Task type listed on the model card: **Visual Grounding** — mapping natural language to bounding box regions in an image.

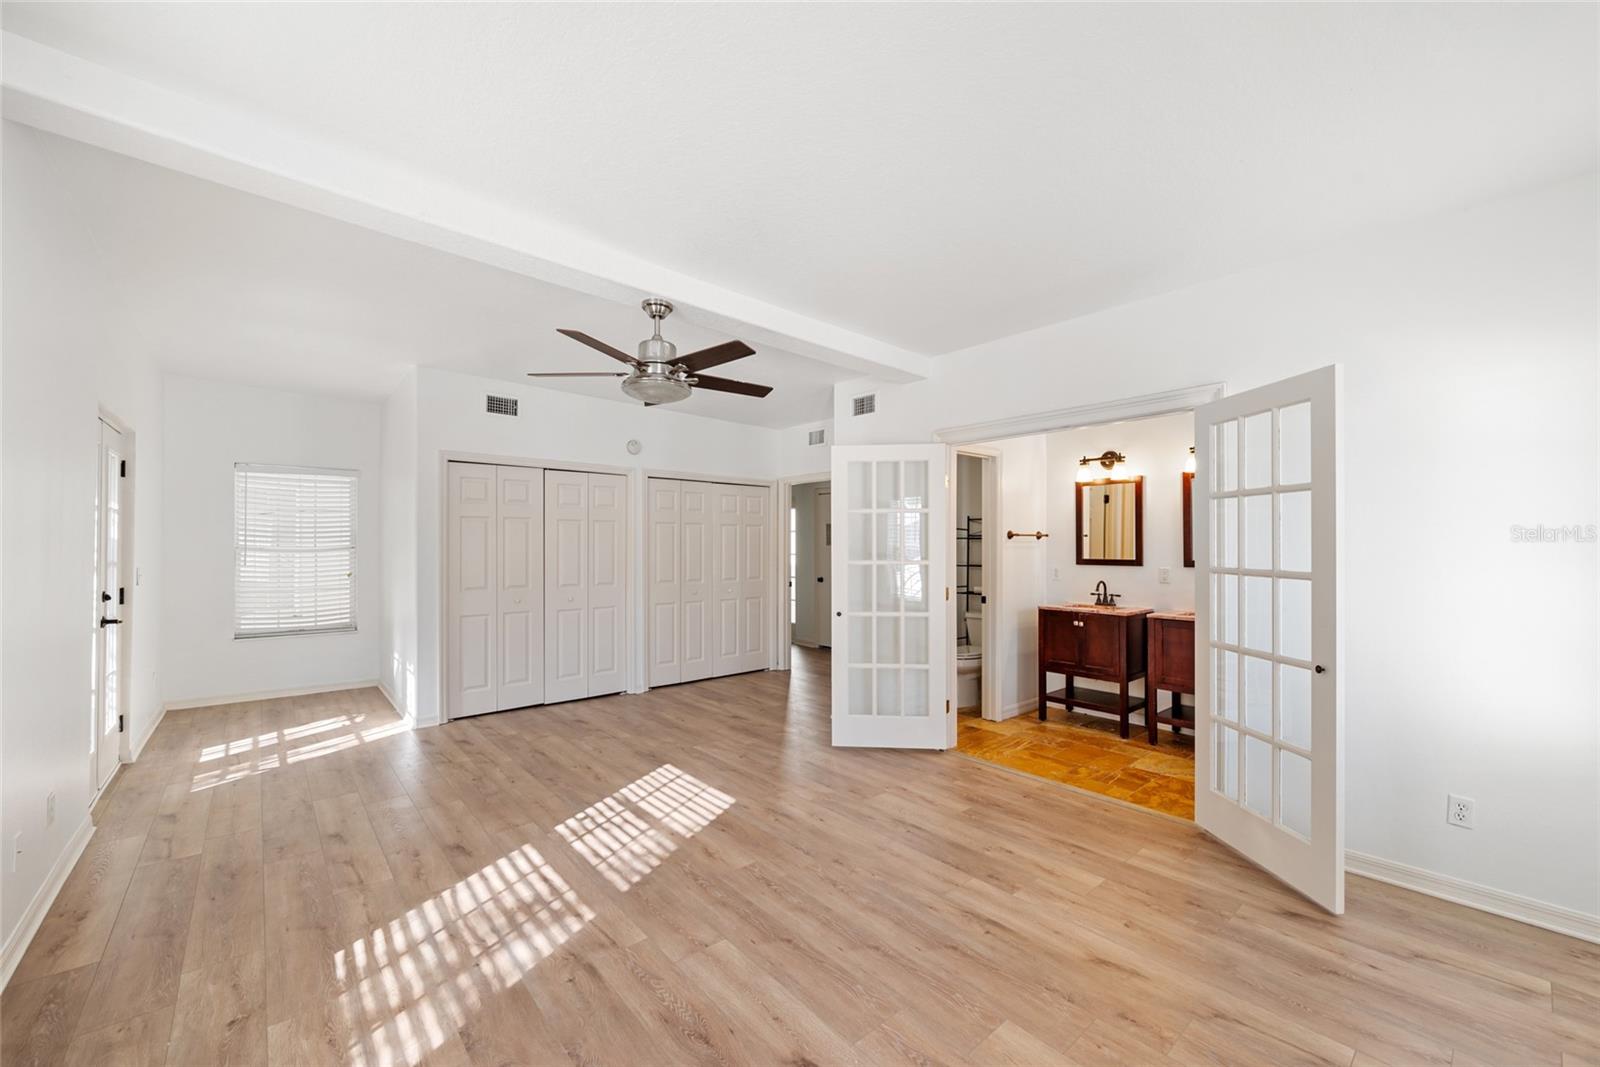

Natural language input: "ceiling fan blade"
[526,371,629,378]
[691,373,773,398]
[678,340,755,373]
[556,328,637,366]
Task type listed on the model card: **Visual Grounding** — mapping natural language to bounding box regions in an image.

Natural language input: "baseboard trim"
[163,678,381,711]
[1346,850,1600,944]
[0,814,94,992]
[129,702,168,762]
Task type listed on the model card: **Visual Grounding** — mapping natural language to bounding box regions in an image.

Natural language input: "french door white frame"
[642,469,778,688]
[775,470,831,672]
[435,451,636,722]
[92,408,136,798]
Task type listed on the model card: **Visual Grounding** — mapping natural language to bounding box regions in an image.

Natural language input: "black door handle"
[99,617,122,627]
[836,611,842,617]
[101,592,112,603]
[817,576,825,582]
[1314,664,1326,674]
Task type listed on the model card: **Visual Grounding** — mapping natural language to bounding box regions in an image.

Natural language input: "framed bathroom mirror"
[1076,475,1143,566]
[1183,471,1195,568]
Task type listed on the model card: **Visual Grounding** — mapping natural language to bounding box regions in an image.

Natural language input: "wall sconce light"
[1184,445,1196,474]
[1077,450,1126,482]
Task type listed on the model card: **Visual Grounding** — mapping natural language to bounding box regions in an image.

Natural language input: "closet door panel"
[711,485,744,676]
[648,480,682,687]
[496,465,544,711]
[680,483,713,682]
[447,463,499,719]
[587,473,628,696]
[739,486,770,673]
[544,470,589,703]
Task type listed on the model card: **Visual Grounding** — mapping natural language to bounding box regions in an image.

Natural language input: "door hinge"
[118,587,125,605]
[945,586,950,601]
[119,459,126,478]
[117,714,124,733]
[945,700,951,715]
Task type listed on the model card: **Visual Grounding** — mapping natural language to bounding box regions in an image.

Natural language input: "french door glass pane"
[849,668,873,716]
[1215,420,1238,492]
[876,669,901,718]
[1243,655,1272,733]
[875,462,900,508]
[848,462,872,509]
[849,617,872,664]
[904,669,929,717]
[846,457,935,719]
[1219,725,1239,799]
[1279,402,1312,485]
[875,617,901,664]
[1243,576,1271,652]
[1244,734,1273,819]
[1280,664,1313,750]
[848,565,873,611]
[1281,749,1312,838]
[849,514,872,562]
[1215,498,1238,568]
[904,617,929,665]
[1279,578,1312,660]
[1280,491,1312,572]
[1243,411,1272,489]
[1244,495,1272,570]
[1217,649,1239,721]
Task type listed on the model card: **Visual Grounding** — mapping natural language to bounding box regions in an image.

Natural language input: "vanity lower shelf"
[1042,687,1147,717]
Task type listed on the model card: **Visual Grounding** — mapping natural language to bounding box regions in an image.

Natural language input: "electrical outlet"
[1158,567,1171,584]
[1447,794,1474,829]
[46,791,56,827]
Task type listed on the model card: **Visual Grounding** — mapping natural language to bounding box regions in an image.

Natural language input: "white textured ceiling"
[36,130,841,426]
[4,3,1594,357]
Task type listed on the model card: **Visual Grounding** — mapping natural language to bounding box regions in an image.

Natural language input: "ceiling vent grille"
[808,428,827,446]
[851,394,876,417]
[486,395,518,416]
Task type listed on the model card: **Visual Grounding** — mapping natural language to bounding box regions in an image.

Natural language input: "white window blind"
[234,464,357,638]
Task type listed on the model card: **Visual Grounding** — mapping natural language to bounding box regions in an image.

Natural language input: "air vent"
[851,394,876,416]
[808,428,827,446]
[486,395,518,416]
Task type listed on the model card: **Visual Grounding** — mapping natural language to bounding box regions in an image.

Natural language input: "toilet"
[956,642,983,710]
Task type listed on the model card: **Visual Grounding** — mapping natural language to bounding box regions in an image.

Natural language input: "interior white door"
[94,421,126,791]
[831,445,953,749]
[544,469,589,703]
[447,463,500,719]
[496,465,544,711]
[1195,365,1344,913]
[736,485,770,673]
[680,481,713,683]
[587,472,628,697]
[648,479,682,687]
[815,490,833,648]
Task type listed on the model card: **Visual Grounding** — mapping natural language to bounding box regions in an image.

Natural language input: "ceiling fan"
[529,298,773,406]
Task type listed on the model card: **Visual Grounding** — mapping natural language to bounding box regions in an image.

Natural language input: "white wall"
[161,375,382,705]
[2,122,166,965]
[777,417,834,478]
[380,371,419,719]
[833,174,1600,919]
[983,436,1049,719]
[408,365,783,725]
[1046,411,1196,614]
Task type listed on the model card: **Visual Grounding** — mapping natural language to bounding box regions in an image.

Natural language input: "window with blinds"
[234,464,358,638]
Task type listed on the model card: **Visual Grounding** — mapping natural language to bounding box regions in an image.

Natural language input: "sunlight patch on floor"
[555,764,734,891]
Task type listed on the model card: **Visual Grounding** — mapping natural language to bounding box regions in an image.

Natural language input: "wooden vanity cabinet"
[1037,606,1151,739]
[1146,612,1196,744]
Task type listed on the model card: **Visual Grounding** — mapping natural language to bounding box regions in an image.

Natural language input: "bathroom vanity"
[1146,611,1196,744]
[1037,604,1152,738]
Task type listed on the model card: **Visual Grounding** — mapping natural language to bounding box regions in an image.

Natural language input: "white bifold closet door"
[446,462,544,719]
[545,469,628,703]
[648,478,769,686]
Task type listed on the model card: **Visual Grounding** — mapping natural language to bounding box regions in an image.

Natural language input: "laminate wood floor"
[4,647,1596,1066]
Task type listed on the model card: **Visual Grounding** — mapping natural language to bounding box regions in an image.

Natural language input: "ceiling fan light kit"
[529,299,772,407]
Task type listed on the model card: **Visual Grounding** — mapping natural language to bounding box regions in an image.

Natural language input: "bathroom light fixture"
[1077,450,1126,482]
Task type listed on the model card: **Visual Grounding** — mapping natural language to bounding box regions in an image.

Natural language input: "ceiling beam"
[1,33,931,384]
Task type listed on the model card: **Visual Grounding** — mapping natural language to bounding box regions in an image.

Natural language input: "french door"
[830,445,953,749]
[93,420,126,791]
[1195,365,1344,913]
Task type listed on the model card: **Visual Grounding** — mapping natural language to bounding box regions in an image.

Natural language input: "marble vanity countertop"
[1045,603,1154,618]
[1149,610,1196,622]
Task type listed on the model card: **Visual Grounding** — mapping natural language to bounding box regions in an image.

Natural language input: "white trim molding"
[1347,850,1600,944]
[934,383,1225,445]
[0,815,94,991]
[129,702,169,762]
[163,678,381,712]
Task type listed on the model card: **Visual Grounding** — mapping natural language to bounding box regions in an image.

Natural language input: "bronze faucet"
[1093,580,1119,607]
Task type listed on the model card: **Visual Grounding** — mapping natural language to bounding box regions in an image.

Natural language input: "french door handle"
[1314,664,1326,674]
[99,617,122,627]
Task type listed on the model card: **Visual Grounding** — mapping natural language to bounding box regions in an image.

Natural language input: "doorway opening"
[93,415,132,797]
[951,410,1200,820]
[786,477,832,654]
